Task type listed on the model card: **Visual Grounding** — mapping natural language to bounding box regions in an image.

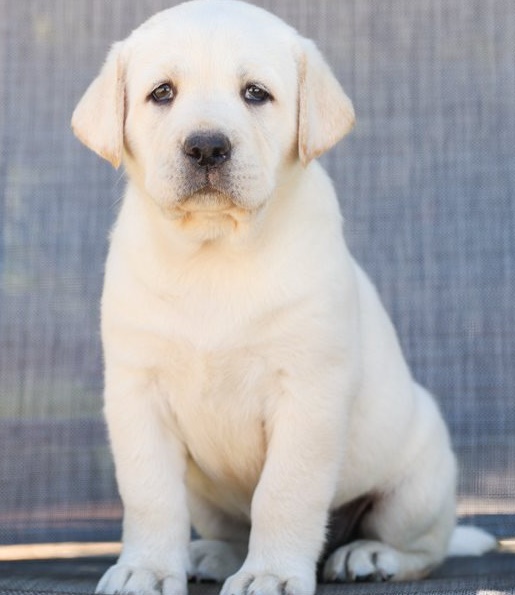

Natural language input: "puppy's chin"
[178,188,235,213]
[156,188,258,243]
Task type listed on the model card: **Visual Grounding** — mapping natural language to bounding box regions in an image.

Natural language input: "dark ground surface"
[0,552,514,595]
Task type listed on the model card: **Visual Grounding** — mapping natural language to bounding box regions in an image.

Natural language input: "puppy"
[72,2,495,595]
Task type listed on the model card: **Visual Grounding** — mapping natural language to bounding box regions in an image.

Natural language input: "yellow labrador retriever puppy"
[72,2,495,595]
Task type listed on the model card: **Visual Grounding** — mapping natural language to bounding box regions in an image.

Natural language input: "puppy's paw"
[221,570,315,595]
[322,540,399,583]
[96,563,187,595]
[189,540,246,582]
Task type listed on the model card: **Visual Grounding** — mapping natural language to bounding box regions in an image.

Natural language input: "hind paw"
[323,540,399,583]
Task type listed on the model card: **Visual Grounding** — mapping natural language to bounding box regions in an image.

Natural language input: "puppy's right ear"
[71,42,125,169]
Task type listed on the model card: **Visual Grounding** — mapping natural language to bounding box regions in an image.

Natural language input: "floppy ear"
[71,42,125,169]
[298,39,355,166]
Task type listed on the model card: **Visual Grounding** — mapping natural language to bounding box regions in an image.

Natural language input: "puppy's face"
[72,0,355,238]
[123,5,299,215]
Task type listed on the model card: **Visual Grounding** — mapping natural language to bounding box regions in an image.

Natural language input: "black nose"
[183,132,232,168]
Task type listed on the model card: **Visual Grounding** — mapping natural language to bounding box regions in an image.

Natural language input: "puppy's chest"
[163,347,275,492]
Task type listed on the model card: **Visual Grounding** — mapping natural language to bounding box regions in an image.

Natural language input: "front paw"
[221,570,315,595]
[96,563,187,595]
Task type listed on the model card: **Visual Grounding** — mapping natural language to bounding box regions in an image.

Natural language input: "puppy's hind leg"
[324,421,457,582]
[188,491,249,583]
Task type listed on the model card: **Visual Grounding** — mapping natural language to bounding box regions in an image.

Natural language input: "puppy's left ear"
[71,42,125,169]
[297,39,355,166]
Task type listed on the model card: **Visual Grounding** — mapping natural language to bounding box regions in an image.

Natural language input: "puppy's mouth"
[178,170,243,212]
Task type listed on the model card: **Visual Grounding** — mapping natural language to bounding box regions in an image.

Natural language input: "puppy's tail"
[447,525,498,557]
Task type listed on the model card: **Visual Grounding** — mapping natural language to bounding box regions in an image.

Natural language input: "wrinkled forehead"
[122,3,300,96]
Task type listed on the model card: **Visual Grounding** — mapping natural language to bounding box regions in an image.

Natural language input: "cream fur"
[71,2,494,595]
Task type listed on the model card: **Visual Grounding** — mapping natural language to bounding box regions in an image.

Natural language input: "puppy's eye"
[150,83,174,104]
[243,83,272,104]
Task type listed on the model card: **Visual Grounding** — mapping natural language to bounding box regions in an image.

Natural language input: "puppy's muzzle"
[183,131,232,169]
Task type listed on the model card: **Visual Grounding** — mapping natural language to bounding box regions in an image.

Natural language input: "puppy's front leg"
[97,370,190,595]
[222,367,349,595]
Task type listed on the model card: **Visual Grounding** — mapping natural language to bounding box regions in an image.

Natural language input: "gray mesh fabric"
[0,0,514,545]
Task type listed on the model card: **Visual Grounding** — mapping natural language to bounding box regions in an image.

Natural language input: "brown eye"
[150,83,174,104]
[243,83,272,104]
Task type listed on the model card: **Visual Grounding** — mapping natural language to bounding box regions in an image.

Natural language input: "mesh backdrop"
[0,0,514,544]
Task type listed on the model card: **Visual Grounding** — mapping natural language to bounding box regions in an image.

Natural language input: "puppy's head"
[72,0,354,229]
